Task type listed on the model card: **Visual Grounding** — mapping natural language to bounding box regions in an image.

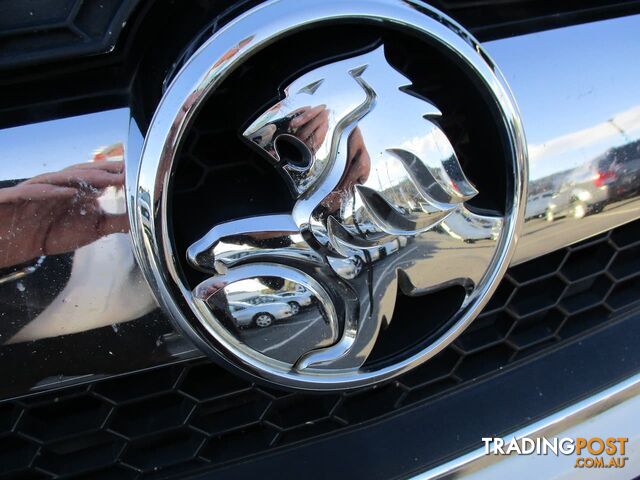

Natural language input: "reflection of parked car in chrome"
[526,191,554,219]
[603,139,640,201]
[245,290,313,315]
[544,161,611,222]
[228,301,293,328]
[273,290,313,313]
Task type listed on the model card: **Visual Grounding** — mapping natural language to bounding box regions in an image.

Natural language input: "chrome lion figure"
[187,46,501,372]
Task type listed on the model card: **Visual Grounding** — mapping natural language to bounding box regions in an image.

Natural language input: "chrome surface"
[193,265,339,365]
[487,16,640,264]
[413,371,640,479]
[0,110,146,340]
[0,10,637,398]
[188,45,506,376]
[0,110,196,399]
[133,0,526,390]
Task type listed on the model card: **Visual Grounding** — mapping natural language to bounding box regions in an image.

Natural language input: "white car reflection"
[244,290,314,314]
[228,301,293,328]
[273,290,313,313]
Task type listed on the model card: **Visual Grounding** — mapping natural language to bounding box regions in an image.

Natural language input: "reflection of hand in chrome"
[290,105,329,153]
[322,127,372,212]
[0,161,128,269]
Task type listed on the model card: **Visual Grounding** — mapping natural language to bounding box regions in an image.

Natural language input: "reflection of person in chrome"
[226,105,371,250]
[288,105,371,212]
[0,161,128,270]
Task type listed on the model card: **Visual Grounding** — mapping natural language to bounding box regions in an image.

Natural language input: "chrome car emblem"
[187,45,497,371]
[132,0,527,390]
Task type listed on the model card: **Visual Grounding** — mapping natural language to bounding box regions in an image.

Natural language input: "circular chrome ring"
[132,0,528,391]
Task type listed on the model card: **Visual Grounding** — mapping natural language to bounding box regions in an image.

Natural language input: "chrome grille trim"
[486,15,640,265]
[0,14,638,396]
[413,370,640,479]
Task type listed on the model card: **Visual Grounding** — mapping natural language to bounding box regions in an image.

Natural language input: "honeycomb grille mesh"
[2,219,640,478]
[0,0,138,68]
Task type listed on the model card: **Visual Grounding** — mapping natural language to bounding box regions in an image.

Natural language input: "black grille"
[3,0,639,71]
[2,218,640,479]
[0,0,140,69]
